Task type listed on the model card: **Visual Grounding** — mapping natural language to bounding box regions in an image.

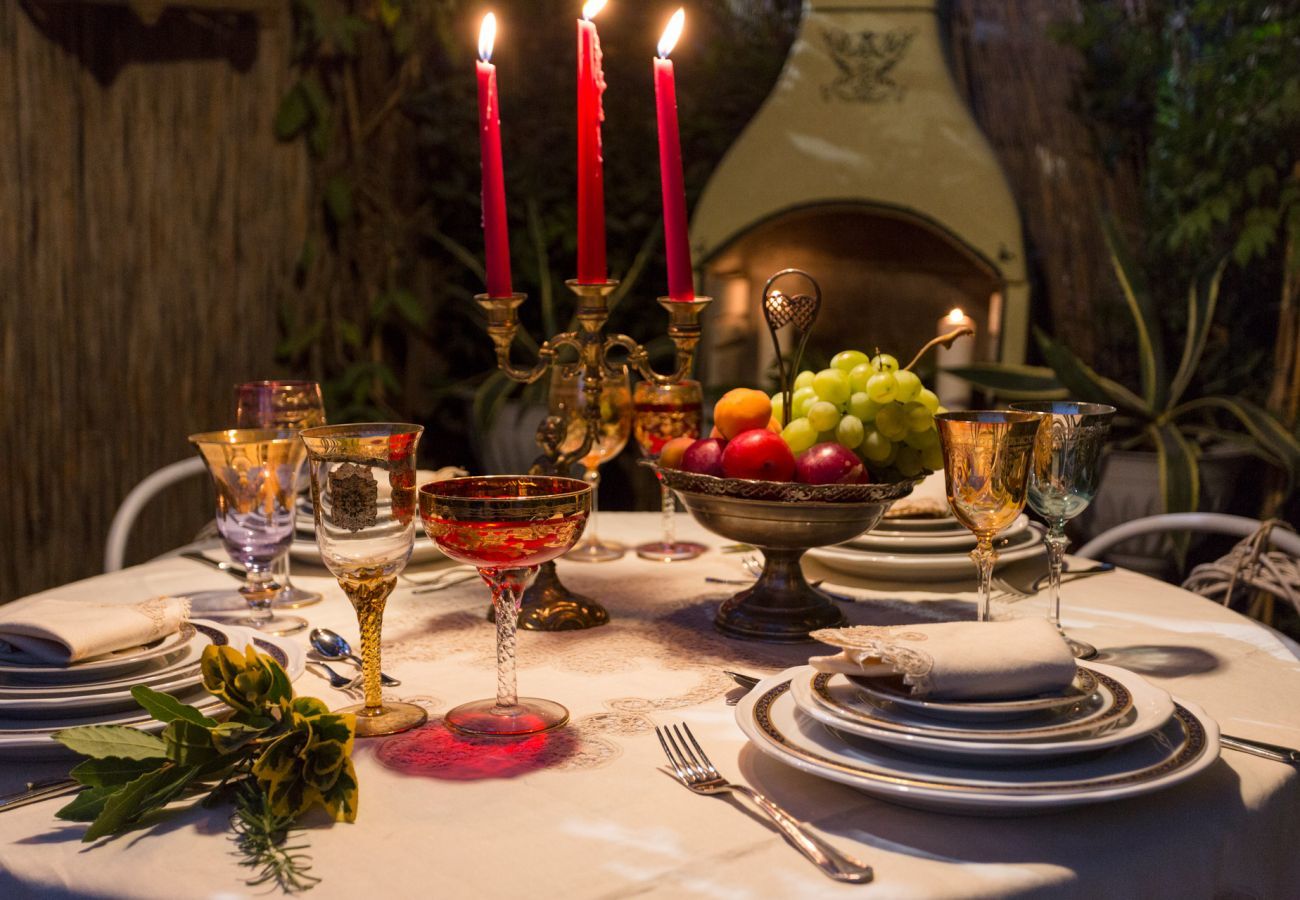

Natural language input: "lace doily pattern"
[810,625,938,694]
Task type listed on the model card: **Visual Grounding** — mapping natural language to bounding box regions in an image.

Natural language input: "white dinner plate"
[843,515,1030,552]
[0,630,214,698]
[788,663,1173,762]
[0,624,306,760]
[0,625,197,683]
[798,667,1130,745]
[289,536,445,566]
[851,667,1103,722]
[736,672,1218,814]
[806,525,1045,582]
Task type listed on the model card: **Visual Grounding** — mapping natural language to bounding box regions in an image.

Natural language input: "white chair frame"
[103,456,207,572]
[1076,513,1300,561]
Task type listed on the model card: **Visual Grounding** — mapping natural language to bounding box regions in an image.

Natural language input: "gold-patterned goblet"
[300,423,427,737]
[550,365,632,562]
[1011,401,1116,659]
[235,379,327,610]
[188,429,308,636]
[935,411,1044,622]
[419,476,591,737]
[632,379,706,561]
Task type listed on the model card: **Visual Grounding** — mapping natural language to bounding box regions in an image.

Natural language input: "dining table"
[1,511,1298,899]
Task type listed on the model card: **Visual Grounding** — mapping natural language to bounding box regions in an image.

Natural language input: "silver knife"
[0,778,80,813]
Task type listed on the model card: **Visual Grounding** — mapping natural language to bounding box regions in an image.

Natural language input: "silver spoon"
[309,628,401,686]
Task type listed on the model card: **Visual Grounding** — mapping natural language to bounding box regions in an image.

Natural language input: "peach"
[713,388,773,440]
[658,435,695,470]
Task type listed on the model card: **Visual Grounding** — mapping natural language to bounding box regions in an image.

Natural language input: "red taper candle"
[654,9,693,302]
[576,0,608,284]
[477,13,512,298]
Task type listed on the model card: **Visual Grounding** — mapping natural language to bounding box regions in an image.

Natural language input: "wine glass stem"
[660,481,677,546]
[239,568,277,628]
[488,568,531,713]
[341,575,395,715]
[970,538,997,622]
[1045,524,1070,629]
[584,467,601,547]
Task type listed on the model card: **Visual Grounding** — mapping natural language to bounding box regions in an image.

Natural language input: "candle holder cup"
[476,280,711,631]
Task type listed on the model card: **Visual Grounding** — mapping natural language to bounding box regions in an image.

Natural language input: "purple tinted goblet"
[189,429,308,636]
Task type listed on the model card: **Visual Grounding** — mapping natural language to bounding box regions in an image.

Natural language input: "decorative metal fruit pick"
[762,268,822,428]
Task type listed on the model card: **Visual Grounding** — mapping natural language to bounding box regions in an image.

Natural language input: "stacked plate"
[0,620,305,760]
[736,662,1219,814]
[806,514,1045,581]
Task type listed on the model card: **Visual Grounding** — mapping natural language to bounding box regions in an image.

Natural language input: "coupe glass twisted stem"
[660,483,678,547]
[484,567,532,712]
[583,467,603,549]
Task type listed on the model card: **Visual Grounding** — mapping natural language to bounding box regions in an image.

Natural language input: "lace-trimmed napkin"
[809,619,1076,700]
[0,596,190,665]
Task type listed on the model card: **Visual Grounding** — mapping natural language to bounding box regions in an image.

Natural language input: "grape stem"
[902,327,975,372]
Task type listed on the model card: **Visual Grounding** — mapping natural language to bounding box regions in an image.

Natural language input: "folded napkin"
[0,596,190,665]
[883,469,950,519]
[809,619,1076,700]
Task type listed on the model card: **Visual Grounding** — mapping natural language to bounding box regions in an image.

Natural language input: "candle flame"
[583,0,606,21]
[658,8,685,58]
[947,308,967,324]
[478,12,496,62]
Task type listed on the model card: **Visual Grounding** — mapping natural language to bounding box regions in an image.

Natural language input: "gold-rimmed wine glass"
[235,379,327,610]
[1011,401,1116,659]
[300,423,427,737]
[632,379,706,561]
[188,429,308,636]
[935,411,1044,622]
[419,475,592,736]
[549,365,632,562]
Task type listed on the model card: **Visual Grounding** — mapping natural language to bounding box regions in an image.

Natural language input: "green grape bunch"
[775,348,947,483]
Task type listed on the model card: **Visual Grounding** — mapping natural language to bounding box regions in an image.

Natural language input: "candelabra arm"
[601,297,713,386]
[477,293,559,384]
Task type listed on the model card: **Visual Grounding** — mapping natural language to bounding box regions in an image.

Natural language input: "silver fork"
[654,723,873,883]
[989,576,1034,603]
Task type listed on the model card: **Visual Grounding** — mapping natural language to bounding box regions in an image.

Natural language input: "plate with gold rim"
[804,669,1128,742]
[844,515,1030,552]
[788,664,1171,761]
[851,667,1102,722]
[736,672,1218,814]
[806,526,1045,582]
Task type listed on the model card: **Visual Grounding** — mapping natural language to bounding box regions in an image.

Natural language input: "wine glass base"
[564,539,626,563]
[183,589,247,615]
[234,614,309,637]
[1063,632,1098,660]
[444,697,569,737]
[635,540,706,562]
[341,700,428,737]
[273,585,323,609]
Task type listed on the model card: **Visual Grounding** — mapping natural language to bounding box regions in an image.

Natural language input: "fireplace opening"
[698,203,1003,390]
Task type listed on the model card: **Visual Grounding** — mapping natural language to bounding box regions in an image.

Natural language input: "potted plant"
[952,227,1300,573]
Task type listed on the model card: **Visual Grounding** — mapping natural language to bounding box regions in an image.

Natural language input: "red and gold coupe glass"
[632,379,706,561]
[419,476,591,737]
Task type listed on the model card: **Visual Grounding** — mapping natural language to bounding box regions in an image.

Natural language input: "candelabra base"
[486,561,610,631]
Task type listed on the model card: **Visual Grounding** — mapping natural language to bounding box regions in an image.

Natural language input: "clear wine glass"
[419,475,592,736]
[549,365,632,562]
[935,411,1044,622]
[188,429,307,636]
[632,379,705,561]
[234,380,327,610]
[1011,401,1115,659]
[300,423,428,737]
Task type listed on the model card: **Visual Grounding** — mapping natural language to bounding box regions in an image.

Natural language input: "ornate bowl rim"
[642,461,921,505]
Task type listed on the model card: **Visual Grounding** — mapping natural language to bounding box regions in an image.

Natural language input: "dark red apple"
[796,442,865,485]
[681,438,727,477]
[721,429,796,482]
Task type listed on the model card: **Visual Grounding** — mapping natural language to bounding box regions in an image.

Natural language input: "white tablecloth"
[1,512,1298,899]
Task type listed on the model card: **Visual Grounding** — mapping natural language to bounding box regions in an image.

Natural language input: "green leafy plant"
[53,645,357,894]
[952,226,1300,516]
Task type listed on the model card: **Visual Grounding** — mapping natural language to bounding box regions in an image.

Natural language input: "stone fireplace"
[691,0,1027,388]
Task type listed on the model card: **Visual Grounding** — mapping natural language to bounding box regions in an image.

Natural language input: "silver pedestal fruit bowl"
[648,464,918,642]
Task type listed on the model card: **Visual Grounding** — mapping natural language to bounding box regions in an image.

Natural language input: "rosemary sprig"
[230,781,321,894]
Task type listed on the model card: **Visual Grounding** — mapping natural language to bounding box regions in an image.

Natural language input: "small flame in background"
[947,308,967,324]
[658,8,685,59]
[583,0,606,22]
[478,12,497,62]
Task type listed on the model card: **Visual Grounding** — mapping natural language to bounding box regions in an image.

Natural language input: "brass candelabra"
[477,279,711,630]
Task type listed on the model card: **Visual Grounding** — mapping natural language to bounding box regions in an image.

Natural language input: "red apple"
[796,442,865,485]
[681,438,727,477]
[721,429,796,482]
